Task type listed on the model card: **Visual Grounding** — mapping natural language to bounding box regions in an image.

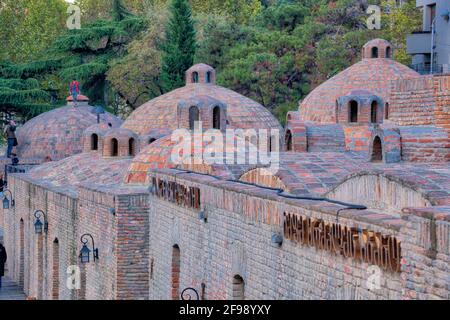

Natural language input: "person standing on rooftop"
[69,79,80,106]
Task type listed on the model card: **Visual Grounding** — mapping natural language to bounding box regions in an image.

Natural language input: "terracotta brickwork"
[148,170,450,300]
[0,45,448,301]
[399,126,449,162]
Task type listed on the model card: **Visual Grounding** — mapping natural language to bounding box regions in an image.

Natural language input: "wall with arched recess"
[239,168,287,191]
[326,173,432,214]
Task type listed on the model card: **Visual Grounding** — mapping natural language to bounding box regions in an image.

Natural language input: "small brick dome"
[299,39,419,123]
[16,104,122,162]
[122,63,281,135]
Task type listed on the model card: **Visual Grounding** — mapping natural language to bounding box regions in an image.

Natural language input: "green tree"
[160,0,196,92]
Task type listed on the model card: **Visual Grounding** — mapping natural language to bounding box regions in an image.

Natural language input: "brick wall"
[399,126,449,162]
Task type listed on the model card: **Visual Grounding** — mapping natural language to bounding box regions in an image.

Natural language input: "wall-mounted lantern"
[79,233,99,263]
[33,210,48,234]
[3,189,15,209]
[441,10,450,22]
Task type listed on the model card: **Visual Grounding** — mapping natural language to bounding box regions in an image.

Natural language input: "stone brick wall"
[148,170,450,300]
[433,75,450,134]
[400,206,450,299]
[306,124,345,152]
[326,173,432,214]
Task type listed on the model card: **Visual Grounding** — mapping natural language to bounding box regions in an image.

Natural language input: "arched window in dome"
[386,46,392,58]
[91,134,99,151]
[111,138,119,157]
[189,106,200,130]
[171,245,180,300]
[206,71,212,83]
[232,275,245,300]
[213,106,221,130]
[192,72,199,83]
[371,47,379,58]
[129,138,136,156]
[371,101,378,123]
[371,136,383,162]
[349,100,358,123]
[385,103,389,120]
[285,130,293,151]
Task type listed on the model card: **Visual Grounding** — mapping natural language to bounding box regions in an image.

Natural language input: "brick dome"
[16,104,122,162]
[299,39,419,123]
[122,64,282,135]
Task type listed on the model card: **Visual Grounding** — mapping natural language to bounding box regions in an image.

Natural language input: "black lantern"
[3,189,15,209]
[33,210,48,234]
[79,234,99,263]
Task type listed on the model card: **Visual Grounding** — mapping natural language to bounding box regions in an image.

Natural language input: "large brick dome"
[16,103,122,162]
[122,64,282,136]
[299,39,419,123]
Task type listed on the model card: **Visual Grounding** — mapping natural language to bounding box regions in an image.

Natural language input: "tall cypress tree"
[161,0,196,92]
